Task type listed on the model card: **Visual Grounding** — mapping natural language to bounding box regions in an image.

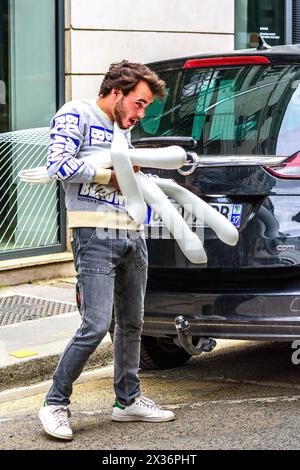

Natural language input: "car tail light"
[184,56,271,68]
[266,152,300,179]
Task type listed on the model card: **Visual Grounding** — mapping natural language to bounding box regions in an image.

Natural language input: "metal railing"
[0,128,64,259]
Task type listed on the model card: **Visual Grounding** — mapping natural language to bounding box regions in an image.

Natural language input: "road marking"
[1,394,299,422]
[8,350,38,358]
[141,373,300,390]
[206,376,300,390]
[166,395,300,408]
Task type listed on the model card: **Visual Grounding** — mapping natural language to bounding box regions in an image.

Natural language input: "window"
[235,0,285,49]
[0,0,65,259]
[133,64,300,157]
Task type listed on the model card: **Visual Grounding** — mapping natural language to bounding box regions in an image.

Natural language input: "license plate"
[146,202,242,228]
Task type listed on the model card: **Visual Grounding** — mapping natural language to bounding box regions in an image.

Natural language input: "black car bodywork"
[130,44,300,369]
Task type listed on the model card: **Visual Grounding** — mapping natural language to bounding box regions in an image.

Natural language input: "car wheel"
[140,336,191,370]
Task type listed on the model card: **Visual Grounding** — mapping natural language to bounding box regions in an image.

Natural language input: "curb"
[0,341,113,391]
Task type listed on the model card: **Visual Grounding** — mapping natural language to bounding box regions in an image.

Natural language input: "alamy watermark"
[94,201,205,246]
[291,340,300,365]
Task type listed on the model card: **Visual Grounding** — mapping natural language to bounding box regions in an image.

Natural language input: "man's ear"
[112,88,123,99]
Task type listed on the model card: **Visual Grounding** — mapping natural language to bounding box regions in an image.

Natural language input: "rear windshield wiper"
[132,136,197,150]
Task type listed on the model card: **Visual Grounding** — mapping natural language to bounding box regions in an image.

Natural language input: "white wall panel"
[71,0,234,34]
[69,75,104,100]
[70,30,234,74]
[67,0,234,100]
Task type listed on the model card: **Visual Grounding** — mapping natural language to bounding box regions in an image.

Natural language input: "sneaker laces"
[138,396,161,409]
[51,406,71,427]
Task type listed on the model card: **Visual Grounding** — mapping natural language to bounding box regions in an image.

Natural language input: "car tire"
[140,336,191,370]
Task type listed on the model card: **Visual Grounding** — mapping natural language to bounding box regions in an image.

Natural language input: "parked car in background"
[129,43,300,369]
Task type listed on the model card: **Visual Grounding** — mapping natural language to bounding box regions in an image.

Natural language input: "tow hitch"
[175,315,216,356]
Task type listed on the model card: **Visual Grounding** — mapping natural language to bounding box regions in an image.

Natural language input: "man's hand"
[109,165,140,191]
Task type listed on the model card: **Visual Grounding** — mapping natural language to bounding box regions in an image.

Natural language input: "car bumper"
[143,289,300,340]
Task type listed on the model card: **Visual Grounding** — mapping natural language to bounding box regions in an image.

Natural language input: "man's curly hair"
[99,60,166,100]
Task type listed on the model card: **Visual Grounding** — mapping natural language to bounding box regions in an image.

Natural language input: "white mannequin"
[19,123,239,263]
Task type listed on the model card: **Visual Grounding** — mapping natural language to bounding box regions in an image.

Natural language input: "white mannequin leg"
[18,146,187,184]
[129,146,186,169]
[136,172,207,264]
[110,123,147,225]
[83,146,186,169]
[152,177,239,246]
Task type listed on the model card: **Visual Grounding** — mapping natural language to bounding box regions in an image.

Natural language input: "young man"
[38,61,175,441]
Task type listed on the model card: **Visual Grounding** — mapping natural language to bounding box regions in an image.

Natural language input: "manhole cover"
[0,295,77,326]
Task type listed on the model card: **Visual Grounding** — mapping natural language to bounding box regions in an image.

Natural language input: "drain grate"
[0,295,77,326]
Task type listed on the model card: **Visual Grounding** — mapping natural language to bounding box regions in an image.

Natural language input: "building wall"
[65,0,235,101]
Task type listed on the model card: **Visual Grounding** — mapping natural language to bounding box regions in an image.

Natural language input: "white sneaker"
[38,402,73,440]
[112,396,175,422]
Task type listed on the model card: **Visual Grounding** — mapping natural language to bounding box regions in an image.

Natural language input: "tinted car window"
[276,71,300,156]
[133,64,300,157]
[136,68,184,137]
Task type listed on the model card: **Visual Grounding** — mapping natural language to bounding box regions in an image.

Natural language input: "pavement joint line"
[142,373,300,390]
[189,395,300,407]
[2,395,299,423]
[202,376,300,390]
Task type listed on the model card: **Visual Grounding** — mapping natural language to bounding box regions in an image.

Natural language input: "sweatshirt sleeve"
[46,101,111,184]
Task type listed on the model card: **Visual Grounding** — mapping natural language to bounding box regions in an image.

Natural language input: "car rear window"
[133,64,300,156]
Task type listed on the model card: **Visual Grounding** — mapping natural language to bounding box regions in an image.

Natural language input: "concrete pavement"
[0,278,113,390]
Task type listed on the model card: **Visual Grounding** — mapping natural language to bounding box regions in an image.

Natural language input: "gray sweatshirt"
[47,99,142,230]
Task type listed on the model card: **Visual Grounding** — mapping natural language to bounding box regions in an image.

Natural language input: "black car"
[130,42,300,369]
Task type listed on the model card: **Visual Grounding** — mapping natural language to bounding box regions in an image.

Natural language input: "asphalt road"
[1,339,300,451]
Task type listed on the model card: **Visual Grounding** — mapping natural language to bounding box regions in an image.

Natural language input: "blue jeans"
[46,227,148,406]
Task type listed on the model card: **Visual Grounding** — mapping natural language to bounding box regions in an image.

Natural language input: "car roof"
[147,44,300,70]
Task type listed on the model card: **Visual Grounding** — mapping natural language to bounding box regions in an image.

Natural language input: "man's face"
[113,80,155,129]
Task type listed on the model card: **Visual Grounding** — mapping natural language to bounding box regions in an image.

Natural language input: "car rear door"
[132,55,300,271]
